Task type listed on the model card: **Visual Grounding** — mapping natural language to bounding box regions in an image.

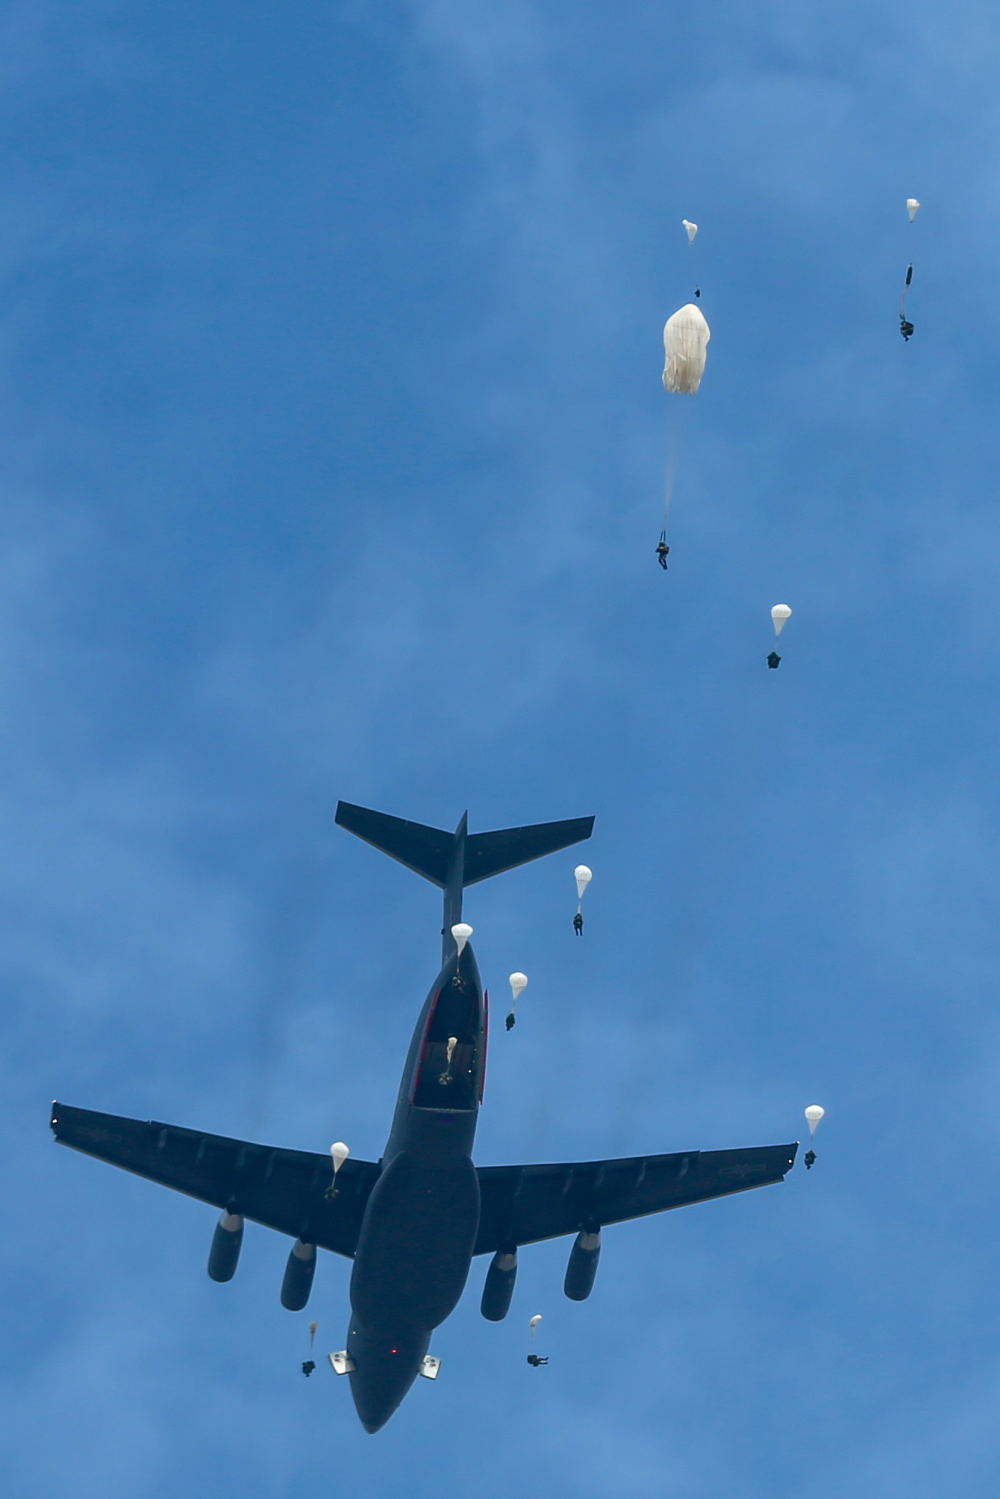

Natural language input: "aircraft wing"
[473,1142,797,1254]
[50,1102,380,1260]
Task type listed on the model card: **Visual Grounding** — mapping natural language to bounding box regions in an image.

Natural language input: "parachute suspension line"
[901,198,919,341]
[681,218,700,300]
[662,403,684,537]
[900,263,914,341]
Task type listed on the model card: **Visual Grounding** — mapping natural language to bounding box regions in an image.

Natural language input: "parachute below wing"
[682,219,698,244]
[906,198,920,222]
[662,304,711,394]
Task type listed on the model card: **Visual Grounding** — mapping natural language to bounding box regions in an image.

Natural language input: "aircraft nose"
[346,1322,431,1433]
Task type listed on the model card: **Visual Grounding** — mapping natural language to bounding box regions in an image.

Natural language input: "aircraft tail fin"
[336,801,594,960]
[335,802,594,889]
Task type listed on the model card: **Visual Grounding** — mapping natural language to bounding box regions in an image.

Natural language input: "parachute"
[768,604,791,669]
[573,864,591,934]
[327,1140,349,1199]
[451,922,473,957]
[303,1320,319,1376]
[804,1104,824,1170]
[655,224,711,566]
[662,304,711,394]
[506,972,528,1031]
[526,1313,548,1366]
[901,197,920,339]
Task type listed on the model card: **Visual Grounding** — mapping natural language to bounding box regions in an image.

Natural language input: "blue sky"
[2,1,1000,1494]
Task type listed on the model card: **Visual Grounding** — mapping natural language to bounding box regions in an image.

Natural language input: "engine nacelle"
[281,1239,317,1311]
[480,1249,518,1321]
[563,1229,601,1301]
[207,1212,244,1282]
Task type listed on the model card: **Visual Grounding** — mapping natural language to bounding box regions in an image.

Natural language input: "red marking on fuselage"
[480,989,488,1103]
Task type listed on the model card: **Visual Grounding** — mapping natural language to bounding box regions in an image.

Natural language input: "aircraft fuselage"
[346,942,485,1431]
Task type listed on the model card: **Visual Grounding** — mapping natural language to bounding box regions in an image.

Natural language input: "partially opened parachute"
[662,304,711,394]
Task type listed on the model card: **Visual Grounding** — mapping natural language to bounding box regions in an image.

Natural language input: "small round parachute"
[451,922,473,957]
[804,1104,825,1137]
[506,972,528,1031]
[529,1314,542,1337]
[662,304,711,394]
[771,603,792,638]
[906,197,920,222]
[331,1141,350,1175]
[681,219,698,244]
[574,865,592,901]
[308,1321,318,1349]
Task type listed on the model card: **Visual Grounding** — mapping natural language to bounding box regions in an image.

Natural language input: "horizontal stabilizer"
[335,802,594,888]
[464,818,595,885]
[335,803,454,886]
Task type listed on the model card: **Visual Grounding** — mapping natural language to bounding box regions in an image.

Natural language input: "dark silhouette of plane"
[50,801,798,1432]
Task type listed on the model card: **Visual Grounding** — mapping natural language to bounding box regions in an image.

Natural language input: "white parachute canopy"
[681,218,698,244]
[330,1141,350,1176]
[529,1314,542,1342]
[771,603,792,638]
[906,197,920,222]
[509,972,528,1004]
[662,303,711,394]
[804,1105,825,1138]
[574,865,592,902]
[451,922,473,957]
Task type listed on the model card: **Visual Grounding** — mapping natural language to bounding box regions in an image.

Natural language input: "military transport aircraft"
[51,801,798,1432]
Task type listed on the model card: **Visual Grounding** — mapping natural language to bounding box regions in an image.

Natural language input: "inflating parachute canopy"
[804,1104,824,1169]
[767,604,792,669]
[906,197,920,222]
[662,304,711,394]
